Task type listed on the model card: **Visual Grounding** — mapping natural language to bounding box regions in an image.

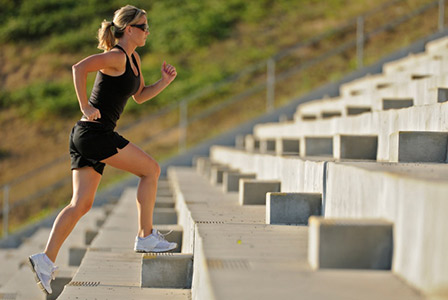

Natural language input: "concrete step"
[168,167,423,300]
[254,101,448,162]
[308,217,393,270]
[266,192,322,225]
[141,253,193,288]
[389,131,448,163]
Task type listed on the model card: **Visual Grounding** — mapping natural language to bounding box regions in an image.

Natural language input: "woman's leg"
[102,142,160,238]
[44,167,102,262]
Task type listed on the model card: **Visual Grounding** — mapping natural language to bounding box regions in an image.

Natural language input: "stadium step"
[168,166,422,300]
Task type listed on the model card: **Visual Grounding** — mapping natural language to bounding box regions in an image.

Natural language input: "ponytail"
[97,20,115,51]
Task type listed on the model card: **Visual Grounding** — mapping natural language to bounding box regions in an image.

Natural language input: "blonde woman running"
[28,5,177,295]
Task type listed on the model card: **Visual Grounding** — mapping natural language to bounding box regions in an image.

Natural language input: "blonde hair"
[97,5,147,51]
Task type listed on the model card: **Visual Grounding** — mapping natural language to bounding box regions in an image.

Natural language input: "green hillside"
[0,0,400,120]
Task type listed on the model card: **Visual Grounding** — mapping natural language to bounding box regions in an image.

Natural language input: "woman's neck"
[116,39,136,56]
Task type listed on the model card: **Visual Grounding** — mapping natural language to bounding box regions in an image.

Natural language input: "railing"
[1,0,445,238]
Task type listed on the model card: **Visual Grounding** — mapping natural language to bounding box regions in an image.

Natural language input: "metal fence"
[1,0,446,237]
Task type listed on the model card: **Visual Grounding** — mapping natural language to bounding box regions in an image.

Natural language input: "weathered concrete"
[389,131,448,163]
[239,179,281,205]
[347,106,372,115]
[266,192,322,225]
[333,134,378,160]
[308,217,393,270]
[153,208,178,225]
[437,87,448,103]
[222,171,256,192]
[301,137,333,157]
[169,167,423,300]
[325,162,448,294]
[275,138,300,155]
[210,165,232,185]
[260,139,276,154]
[382,98,414,110]
[141,253,193,288]
[69,246,87,267]
[196,157,211,175]
[245,134,260,152]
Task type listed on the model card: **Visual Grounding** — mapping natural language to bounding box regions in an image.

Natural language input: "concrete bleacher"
[2,28,448,300]
[190,35,448,299]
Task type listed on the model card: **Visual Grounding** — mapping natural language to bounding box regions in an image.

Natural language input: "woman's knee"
[140,157,161,179]
[70,195,94,216]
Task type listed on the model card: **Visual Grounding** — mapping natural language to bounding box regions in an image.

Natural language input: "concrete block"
[260,139,276,153]
[276,139,300,155]
[308,217,393,270]
[154,208,178,224]
[382,98,413,110]
[302,114,317,121]
[437,87,448,103]
[210,165,232,185]
[321,111,342,119]
[195,157,211,175]
[141,253,193,288]
[266,192,322,225]
[96,218,105,228]
[239,179,281,205]
[157,189,173,197]
[155,196,175,208]
[333,135,378,160]
[235,135,245,149]
[347,106,371,116]
[301,137,333,157]
[389,131,448,163]
[85,229,98,246]
[245,135,260,152]
[222,172,256,192]
[69,246,87,266]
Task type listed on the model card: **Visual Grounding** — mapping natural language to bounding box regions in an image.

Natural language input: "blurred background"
[0,0,444,238]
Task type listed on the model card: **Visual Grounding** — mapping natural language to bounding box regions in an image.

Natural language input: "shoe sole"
[27,257,50,295]
[135,245,178,253]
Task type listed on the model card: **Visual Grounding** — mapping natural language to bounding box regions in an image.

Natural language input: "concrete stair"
[57,180,192,300]
[168,166,424,300]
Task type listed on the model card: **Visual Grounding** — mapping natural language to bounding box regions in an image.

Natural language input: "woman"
[28,5,177,295]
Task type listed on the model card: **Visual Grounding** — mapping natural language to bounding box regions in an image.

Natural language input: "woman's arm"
[72,51,126,120]
[132,52,177,104]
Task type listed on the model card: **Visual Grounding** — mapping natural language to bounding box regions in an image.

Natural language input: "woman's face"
[130,15,149,47]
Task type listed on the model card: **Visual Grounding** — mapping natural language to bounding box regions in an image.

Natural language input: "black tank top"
[88,44,140,129]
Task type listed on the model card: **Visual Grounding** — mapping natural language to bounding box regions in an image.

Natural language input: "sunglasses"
[131,23,149,32]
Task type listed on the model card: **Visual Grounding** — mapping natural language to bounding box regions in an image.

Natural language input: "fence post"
[179,100,188,153]
[266,58,276,112]
[3,185,10,238]
[356,16,365,69]
[439,0,445,32]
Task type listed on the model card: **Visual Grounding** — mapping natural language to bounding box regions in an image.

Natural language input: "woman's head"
[98,5,147,51]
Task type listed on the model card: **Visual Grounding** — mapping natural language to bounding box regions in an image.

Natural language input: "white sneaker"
[134,229,178,253]
[28,253,59,295]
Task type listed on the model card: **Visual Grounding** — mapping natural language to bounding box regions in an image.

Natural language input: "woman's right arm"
[72,51,125,121]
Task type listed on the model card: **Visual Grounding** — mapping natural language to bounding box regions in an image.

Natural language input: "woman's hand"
[161,61,177,85]
[81,104,101,121]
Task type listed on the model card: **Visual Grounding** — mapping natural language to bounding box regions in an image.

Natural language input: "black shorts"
[69,121,129,175]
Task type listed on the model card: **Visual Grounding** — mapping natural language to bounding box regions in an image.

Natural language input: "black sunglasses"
[131,23,149,32]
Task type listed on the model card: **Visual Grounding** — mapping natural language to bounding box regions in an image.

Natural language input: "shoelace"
[51,266,59,280]
[155,229,173,241]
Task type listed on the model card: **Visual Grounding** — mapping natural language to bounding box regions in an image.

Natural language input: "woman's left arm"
[132,52,177,104]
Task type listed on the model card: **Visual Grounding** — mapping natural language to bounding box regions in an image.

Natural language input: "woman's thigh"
[72,167,102,208]
[101,142,160,177]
